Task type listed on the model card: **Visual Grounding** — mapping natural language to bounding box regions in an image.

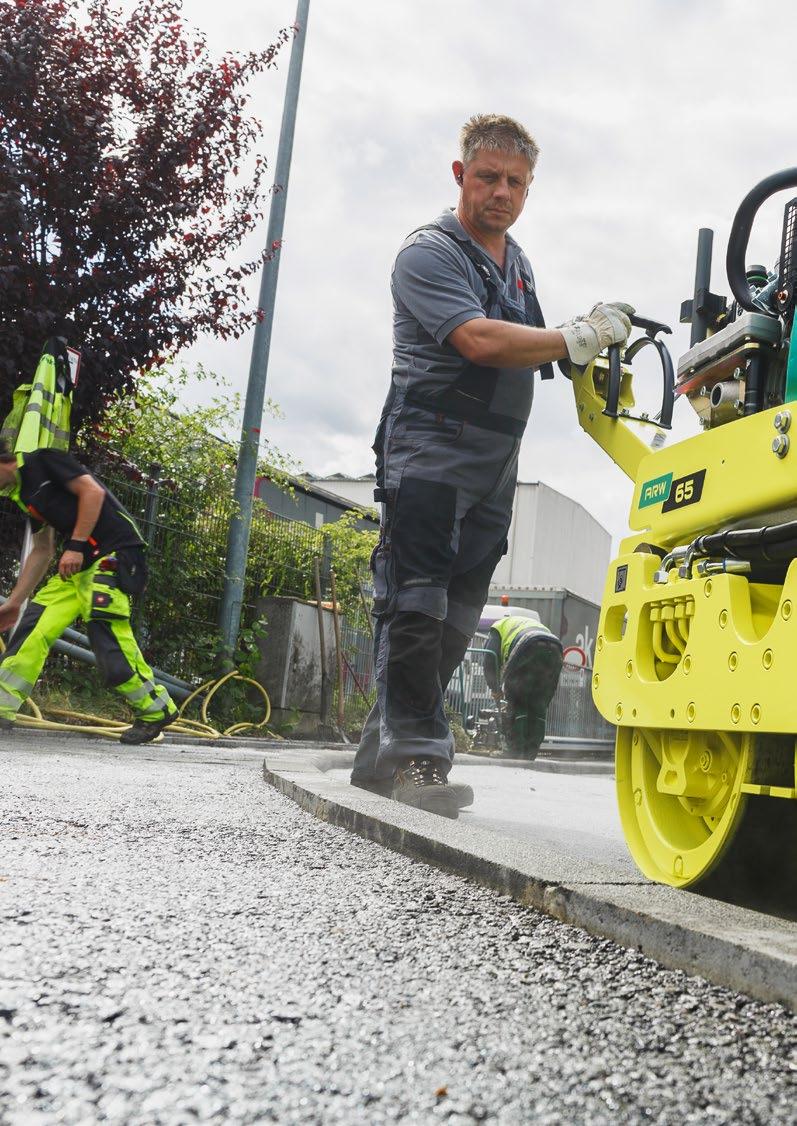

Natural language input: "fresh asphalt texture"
[2,734,796,1124]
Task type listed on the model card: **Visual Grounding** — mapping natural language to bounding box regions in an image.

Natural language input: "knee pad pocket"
[386,612,444,714]
[391,477,457,589]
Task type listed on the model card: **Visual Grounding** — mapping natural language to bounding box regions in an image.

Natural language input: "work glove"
[558,301,634,366]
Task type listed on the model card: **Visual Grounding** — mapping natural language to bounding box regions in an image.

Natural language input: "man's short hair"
[0,441,15,464]
[460,113,540,173]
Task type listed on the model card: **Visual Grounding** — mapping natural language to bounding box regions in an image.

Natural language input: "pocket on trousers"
[116,547,148,595]
[91,590,114,612]
[399,406,464,446]
[371,545,392,618]
[89,573,129,620]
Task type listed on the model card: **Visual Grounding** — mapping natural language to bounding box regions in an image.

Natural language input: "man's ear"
[526,172,535,197]
[452,160,464,185]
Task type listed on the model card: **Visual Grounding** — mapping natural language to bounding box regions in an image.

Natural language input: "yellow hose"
[0,638,274,742]
[652,620,680,665]
[664,619,686,655]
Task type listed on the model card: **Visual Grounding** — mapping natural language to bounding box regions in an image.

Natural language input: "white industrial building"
[310,474,611,605]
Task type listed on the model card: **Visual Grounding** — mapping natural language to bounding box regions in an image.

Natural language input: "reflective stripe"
[21,405,68,442]
[140,691,171,716]
[0,668,34,694]
[30,383,56,405]
[39,416,70,443]
[124,679,158,703]
[0,686,21,708]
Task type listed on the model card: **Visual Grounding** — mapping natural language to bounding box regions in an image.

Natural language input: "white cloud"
[178,0,797,546]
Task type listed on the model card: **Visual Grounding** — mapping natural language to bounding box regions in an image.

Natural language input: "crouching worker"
[483,616,563,758]
[0,444,178,743]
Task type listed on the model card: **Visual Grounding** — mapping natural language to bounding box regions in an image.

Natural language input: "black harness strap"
[414,223,555,381]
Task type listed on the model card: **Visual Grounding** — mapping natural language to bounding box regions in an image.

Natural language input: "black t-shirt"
[15,449,144,565]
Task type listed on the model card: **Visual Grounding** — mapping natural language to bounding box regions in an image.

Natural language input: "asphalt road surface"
[2,734,796,1124]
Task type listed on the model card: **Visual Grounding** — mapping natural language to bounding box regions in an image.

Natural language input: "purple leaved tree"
[0,0,289,427]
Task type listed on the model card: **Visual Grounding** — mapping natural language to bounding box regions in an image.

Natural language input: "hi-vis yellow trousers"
[0,556,176,724]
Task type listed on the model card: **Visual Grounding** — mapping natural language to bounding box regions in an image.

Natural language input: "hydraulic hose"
[694,518,797,564]
[652,621,680,665]
[664,619,685,654]
[0,635,274,741]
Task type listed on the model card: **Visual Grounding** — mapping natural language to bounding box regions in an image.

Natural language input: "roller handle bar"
[726,167,797,313]
[604,315,675,429]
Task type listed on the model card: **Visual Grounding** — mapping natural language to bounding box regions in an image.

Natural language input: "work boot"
[0,715,13,732]
[119,711,178,745]
[352,773,474,809]
[391,758,459,819]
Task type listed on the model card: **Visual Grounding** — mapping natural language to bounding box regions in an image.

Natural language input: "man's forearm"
[448,319,568,369]
[483,648,501,692]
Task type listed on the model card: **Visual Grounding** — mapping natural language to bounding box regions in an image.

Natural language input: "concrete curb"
[263,754,797,1012]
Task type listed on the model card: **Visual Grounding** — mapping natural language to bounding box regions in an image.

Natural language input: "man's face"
[0,460,17,488]
[454,149,533,237]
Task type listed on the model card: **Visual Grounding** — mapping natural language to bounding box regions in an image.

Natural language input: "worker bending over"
[0,444,177,743]
[483,615,563,757]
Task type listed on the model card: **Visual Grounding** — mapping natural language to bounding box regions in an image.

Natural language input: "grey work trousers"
[351,398,520,785]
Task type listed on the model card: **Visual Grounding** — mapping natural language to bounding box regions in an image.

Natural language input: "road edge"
[263,757,797,1012]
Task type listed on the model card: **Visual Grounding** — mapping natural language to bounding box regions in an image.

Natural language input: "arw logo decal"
[638,469,707,512]
[638,473,673,509]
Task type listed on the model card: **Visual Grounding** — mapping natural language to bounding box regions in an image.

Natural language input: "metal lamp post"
[218,0,311,661]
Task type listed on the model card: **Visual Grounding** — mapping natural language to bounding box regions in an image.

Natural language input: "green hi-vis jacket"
[483,615,557,690]
[492,615,555,667]
[0,337,73,455]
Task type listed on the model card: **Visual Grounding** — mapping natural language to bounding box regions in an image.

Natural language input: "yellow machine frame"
[571,357,797,894]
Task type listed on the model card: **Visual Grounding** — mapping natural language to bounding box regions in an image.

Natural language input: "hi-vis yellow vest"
[0,338,73,455]
[492,615,555,668]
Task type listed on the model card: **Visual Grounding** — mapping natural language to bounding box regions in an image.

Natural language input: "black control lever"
[629,314,673,337]
[604,315,675,430]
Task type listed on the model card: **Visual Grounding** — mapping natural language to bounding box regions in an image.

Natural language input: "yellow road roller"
[571,170,797,900]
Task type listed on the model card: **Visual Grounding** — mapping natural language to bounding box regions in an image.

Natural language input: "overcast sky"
[178,0,797,545]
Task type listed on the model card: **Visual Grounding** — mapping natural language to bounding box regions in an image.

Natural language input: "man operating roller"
[0,444,178,742]
[351,113,632,818]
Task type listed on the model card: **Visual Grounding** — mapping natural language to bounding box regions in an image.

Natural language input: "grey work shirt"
[390,208,540,430]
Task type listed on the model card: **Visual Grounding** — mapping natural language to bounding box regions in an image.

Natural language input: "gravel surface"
[1,738,796,1125]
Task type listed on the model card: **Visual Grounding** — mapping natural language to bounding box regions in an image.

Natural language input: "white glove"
[559,301,635,366]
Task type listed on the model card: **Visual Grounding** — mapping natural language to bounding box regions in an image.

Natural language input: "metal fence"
[0,470,345,684]
[104,471,342,681]
[335,577,375,715]
[0,474,612,741]
[546,665,615,741]
[445,639,614,743]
